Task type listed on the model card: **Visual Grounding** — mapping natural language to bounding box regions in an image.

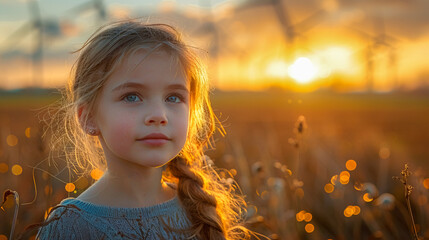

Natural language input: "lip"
[140,133,169,140]
[138,133,170,147]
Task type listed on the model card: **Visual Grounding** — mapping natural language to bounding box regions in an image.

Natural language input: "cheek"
[180,115,190,140]
[102,116,136,149]
[176,108,190,144]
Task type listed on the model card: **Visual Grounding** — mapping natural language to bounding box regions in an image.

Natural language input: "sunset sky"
[0,0,428,92]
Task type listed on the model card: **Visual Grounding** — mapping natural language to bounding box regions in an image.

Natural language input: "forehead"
[105,50,189,90]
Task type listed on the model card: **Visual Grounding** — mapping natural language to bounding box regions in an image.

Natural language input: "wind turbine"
[1,0,63,87]
[353,16,399,92]
[66,0,108,25]
[1,0,108,88]
[235,0,326,61]
[193,0,220,86]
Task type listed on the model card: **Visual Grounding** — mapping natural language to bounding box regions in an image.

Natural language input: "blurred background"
[1,0,429,239]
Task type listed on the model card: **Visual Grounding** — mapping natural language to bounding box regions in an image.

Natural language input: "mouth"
[139,133,170,140]
[137,133,170,146]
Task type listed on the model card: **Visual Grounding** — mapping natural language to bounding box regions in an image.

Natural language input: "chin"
[141,158,174,168]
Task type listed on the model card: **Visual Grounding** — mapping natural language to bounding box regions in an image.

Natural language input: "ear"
[78,105,99,136]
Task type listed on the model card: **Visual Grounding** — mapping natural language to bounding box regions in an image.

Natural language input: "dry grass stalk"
[1,189,19,240]
[288,115,307,180]
[393,163,419,240]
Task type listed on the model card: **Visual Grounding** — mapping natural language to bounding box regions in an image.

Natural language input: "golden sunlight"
[288,57,318,84]
[266,60,288,78]
[316,46,357,75]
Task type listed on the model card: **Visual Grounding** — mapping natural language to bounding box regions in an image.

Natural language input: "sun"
[265,57,318,86]
[288,57,318,84]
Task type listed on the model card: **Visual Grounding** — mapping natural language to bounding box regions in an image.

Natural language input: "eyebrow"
[111,82,189,92]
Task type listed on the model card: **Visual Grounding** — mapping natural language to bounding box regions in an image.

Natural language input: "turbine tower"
[236,0,325,60]
[354,15,398,92]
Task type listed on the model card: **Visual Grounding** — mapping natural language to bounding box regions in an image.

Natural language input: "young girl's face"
[92,50,190,169]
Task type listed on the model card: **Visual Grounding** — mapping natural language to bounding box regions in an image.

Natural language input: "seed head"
[294,115,307,135]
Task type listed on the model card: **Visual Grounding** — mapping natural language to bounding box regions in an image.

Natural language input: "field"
[1,89,429,239]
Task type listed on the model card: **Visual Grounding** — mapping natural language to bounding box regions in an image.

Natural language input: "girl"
[37,21,250,239]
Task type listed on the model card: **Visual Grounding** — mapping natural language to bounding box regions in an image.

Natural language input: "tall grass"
[1,91,429,239]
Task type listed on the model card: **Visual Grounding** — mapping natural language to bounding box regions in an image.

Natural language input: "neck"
[78,164,176,208]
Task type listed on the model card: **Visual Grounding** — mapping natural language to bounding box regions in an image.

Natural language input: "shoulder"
[36,198,99,240]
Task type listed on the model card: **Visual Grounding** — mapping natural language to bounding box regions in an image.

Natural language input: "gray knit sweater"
[37,196,197,240]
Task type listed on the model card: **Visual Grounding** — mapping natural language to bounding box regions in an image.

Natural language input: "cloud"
[234,0,429,40]
[337,0,429,39]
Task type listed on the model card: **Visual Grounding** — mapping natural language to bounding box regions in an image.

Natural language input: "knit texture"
[37,196,197,240]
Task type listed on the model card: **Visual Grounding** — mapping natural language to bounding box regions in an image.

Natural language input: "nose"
[144,106,168,126]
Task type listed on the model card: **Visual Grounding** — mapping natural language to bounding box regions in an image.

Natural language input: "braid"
[168,157,227,239]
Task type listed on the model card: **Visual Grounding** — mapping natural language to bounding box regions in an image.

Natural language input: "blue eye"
[124,94,141,102]
[166,95,181,103]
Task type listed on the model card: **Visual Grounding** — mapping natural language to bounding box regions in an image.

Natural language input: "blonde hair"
[50,21,250,239]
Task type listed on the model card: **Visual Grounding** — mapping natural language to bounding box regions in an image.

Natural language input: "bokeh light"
[304,212,313,222]
[296,210,306,222]
[295,188,304,198]
[6,134,18,146]
[0,162,8,173]
[305,223,315,233]
[0,234,8,240]
[344,205,361,217]
[25,127,31,138]
[353,206,361,215]
[379,147,391,159]
[331,175,338,185]
[324,183,334,193]
[354,182,363,191]
[281,165,292,176]
[423,178,429,189]
[11,164,23,176]
[339,171,350,184]
[344,206,353,217]
[345,159,357,171]
[42,172,49,181]
[91,168,104,180]
[44,185,53,196]
[269,234,279,239]
[374,231,383,238]
[363,193,374,202]
[362,183,378,198]
[65,183,76,192]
